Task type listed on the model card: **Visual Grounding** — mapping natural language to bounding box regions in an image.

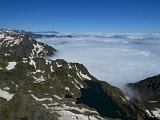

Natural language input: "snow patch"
[146,110,154,117]
[75,65,78,71]
[68,63,72,69]
[50,66,54,73]
[72,81,80,89]
[33,76,46,83]
[56,62,62,67]
[45,59,51,65]
[79,71,91,80]
[56,104,98,114]
[22,58,28,63]
[68,73,72,77]
[76,72,82,79]
[3,87,10,91]
[57,110,98,120]
[32,43,44,57]
[65,87,70,91]
[152,108,160,118]
[31,94,52,102]
[42,102,59,109]
[0,88,14,101]
[50,104,99,120]
[36,69,42,72]
[53,95,62,99]
[122,97,126,102]
[6,62,16,70]
[29,58,36,68]
[74,79,84,88]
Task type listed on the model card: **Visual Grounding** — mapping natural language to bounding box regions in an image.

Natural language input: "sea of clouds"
[36,33,160,89]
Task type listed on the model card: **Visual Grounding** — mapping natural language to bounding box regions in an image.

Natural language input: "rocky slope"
[127,75,160,119]
[0,28,156,120]
[0,29,56,58]
[0,54,134,120]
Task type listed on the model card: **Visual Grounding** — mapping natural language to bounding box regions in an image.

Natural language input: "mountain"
[0,28,156,120]
[34,31,59,34]
[127,75,160,119]
[30,31,72,39]
[0,54,150,120]
[31,32,73,39]
[0,29,56,58]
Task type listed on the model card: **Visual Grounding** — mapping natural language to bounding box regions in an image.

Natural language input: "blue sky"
[0,0,160,32]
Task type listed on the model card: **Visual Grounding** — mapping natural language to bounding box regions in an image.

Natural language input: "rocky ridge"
[0,29,56,58]
[127,74,160,119]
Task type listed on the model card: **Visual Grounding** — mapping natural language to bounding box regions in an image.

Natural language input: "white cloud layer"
[36,33,160,88]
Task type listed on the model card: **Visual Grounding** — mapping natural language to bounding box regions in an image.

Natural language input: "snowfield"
[36,33,160,88]
[0,88,14,101]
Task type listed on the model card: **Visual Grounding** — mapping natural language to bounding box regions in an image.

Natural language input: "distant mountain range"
[0,28,159,120]
[34,31,59,34]
[31,31,72,38]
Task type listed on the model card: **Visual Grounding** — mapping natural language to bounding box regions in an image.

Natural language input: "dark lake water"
[76,80,131,120]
